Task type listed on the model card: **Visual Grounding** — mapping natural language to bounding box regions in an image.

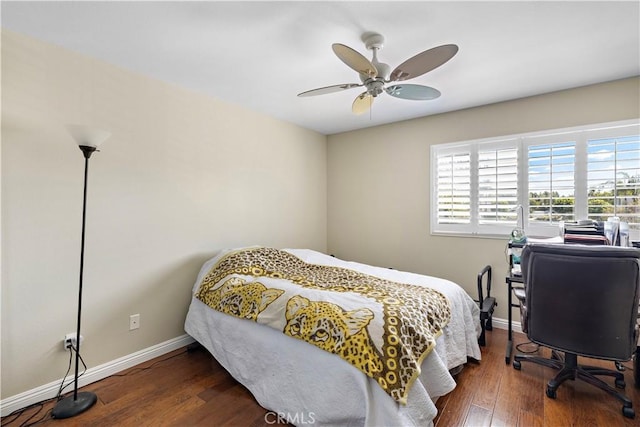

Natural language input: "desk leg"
[505,280,513,365]
[634,345,639,388]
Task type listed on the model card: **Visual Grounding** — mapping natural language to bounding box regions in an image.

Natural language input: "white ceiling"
[2,1,639,135]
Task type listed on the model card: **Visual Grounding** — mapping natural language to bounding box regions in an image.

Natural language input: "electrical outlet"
[63,333,83,350]
[129,314,140,330]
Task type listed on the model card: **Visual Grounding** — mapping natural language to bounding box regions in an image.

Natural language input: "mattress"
[184,248,481,426]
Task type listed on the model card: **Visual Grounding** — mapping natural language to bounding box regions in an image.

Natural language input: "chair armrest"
[477,264,492,303]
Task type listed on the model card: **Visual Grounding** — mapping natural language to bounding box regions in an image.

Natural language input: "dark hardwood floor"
[2,328,638,426]
[434,328,638,427]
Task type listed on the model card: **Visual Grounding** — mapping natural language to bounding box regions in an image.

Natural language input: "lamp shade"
[66,125,111,148]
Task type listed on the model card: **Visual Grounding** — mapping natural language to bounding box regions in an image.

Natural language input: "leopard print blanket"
[195,247,451,404]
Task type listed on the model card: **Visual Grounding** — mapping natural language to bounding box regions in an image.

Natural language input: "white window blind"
[430,120,640,239]
[478,148,518,225]
[436,151,471,224]
[527,140,576,224]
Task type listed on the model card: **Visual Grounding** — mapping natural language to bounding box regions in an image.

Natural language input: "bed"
[184,247,481,426]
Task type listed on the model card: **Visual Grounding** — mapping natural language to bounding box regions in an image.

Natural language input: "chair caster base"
[622,406,635,419]
[513,360,521,370]
[546,386,557,399]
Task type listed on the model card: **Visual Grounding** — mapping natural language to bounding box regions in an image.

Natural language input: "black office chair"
[513,244,640,419]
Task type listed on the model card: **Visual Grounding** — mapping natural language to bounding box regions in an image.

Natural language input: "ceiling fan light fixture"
[366,80,385,97]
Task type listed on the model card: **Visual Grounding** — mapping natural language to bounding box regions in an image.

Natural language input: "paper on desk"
[525,236,564,244]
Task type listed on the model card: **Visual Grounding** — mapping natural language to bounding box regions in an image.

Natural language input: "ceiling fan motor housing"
[360,32,390,96]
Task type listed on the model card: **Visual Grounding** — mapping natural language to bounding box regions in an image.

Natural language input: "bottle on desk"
[509,227,527,276]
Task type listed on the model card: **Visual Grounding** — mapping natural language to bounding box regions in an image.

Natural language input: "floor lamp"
[52,125,110,419]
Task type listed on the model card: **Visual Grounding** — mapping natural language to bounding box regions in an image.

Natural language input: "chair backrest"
[521,244,640,361]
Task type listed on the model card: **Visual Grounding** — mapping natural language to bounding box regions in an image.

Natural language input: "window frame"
[430,119,640,239]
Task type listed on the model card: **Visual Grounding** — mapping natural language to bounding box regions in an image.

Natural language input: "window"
[431,120,639,239]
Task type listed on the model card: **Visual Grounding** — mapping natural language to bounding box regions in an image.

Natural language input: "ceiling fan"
[297,32,458,115]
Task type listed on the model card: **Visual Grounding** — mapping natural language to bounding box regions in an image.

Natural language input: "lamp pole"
[52,127,109,418]
[74,145,97,399]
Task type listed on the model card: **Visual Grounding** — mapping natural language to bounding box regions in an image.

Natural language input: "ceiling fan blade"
[332,43,378,77]
[352,92,374,115]
[390,44,458,82]
[386,84,441,100]
[297,83,362,97]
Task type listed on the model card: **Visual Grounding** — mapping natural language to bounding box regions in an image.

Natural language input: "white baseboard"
[489,316,522,334]
[0,334,195,417]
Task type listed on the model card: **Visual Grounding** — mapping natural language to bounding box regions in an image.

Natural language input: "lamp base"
[51,391,97,419]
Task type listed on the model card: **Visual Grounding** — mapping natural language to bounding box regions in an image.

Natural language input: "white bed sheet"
[184,248,481,427]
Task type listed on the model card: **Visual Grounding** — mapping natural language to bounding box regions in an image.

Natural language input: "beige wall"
[1,30,327,398]
[327,77,640,320]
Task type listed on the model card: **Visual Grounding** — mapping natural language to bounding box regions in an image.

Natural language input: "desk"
[505,273,524,364]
